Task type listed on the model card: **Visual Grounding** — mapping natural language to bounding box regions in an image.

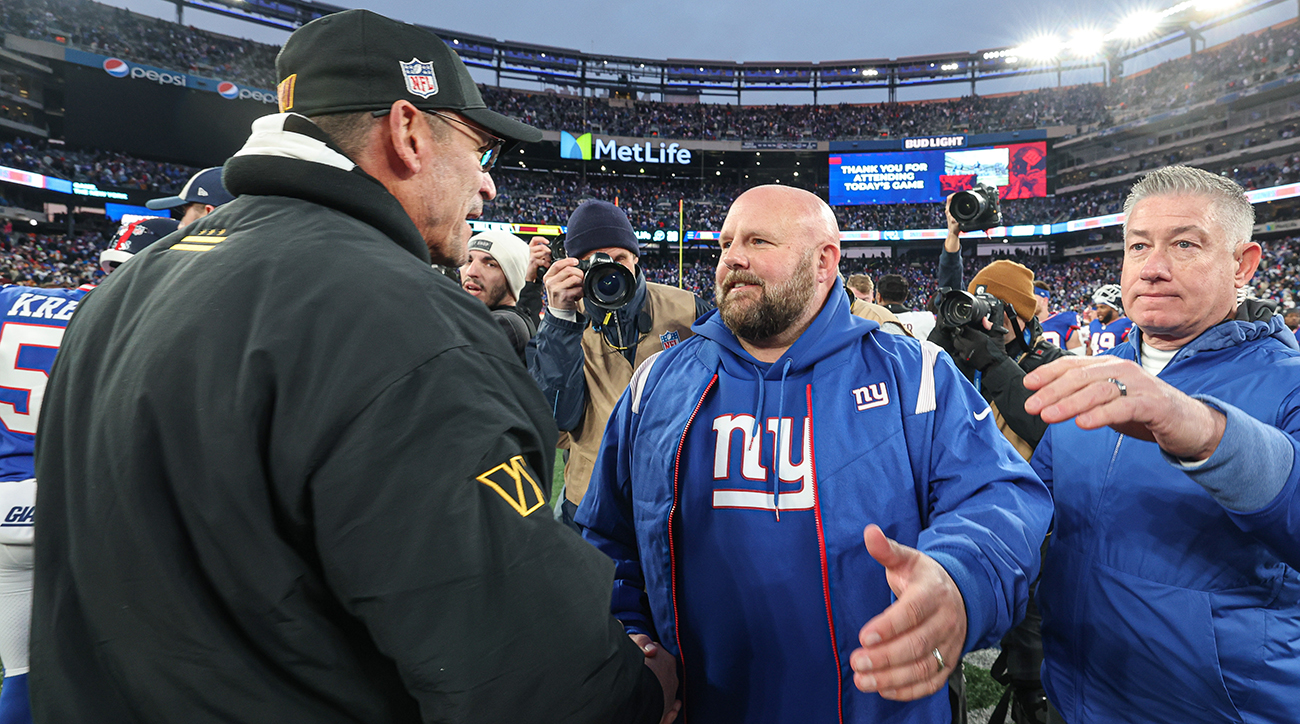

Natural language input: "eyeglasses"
[372,108,504,172]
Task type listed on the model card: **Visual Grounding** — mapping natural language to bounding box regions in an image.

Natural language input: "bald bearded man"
[577,186,1052,724]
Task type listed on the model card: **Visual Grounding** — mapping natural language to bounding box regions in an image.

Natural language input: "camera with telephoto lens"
[950,184,1003,232]
[929,287,1008,333]
[551,240,637,311]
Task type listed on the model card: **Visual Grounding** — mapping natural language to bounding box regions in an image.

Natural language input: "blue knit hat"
[563,200,640,260]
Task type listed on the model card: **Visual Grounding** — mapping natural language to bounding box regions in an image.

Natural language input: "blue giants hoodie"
[578,282,1053,723]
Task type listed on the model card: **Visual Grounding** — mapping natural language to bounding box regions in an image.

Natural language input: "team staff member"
[531,200,709,520]
[31,11,675,724]
[145,166,235,227]
[579,185,1052,724]
[1026,166,1300,723]
[876,273,936,340]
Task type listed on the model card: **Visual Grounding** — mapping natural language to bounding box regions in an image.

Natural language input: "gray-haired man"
[1024,165,1300,723]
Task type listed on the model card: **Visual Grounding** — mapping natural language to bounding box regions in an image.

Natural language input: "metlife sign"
[560,131,694,165]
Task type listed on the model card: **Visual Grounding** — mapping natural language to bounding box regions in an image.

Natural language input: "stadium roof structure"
[177,0,1290,101]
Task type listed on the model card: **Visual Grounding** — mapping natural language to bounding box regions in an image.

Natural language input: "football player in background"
[1034,281,1082,353]
[0,283,89,724]
[1087,284,1134,355]
[0,215,176,724]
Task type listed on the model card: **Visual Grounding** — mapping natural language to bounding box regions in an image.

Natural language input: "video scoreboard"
[828,135,1047,206]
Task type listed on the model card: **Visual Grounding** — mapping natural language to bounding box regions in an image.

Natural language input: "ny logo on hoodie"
[709,414,815,512]
[852,383,889,411]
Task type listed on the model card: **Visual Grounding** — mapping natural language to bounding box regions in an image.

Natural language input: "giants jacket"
[31,113,663,724]
[1033,316,1300,723]
[578,283,1053,723]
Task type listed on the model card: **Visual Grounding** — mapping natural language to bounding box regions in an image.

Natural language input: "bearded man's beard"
[716,249,816,342]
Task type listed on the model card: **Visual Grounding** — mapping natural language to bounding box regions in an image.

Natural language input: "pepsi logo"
[103,58,129,78]
[217,81,239,99]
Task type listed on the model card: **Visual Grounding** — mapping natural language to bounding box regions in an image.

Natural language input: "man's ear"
[817,243,842,284]
[1233,241,1262,288]
[380,100,425,177]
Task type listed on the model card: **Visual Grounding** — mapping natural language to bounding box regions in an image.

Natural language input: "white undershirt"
[548,306,578,323]
[1140,340,1178,376]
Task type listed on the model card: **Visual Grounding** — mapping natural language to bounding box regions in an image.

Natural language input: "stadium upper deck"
[3,0,1299,143]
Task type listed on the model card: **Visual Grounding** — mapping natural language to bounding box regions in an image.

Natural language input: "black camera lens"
[593,269,626,303]
[952,192,983,220]
[584,263,636,310]
[950,299,974,323]
[949,184,1002,232]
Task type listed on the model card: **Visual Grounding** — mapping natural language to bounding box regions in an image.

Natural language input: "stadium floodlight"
[1014,36,1060,61]
[862,68,879,76]
[941,62,960,71]
[1066,29,1107,57]
[1195,0,1241,10]
[1115,9,1164,40]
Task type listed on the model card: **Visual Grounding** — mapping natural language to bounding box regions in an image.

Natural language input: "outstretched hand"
[850,524,967,701]
[1023,354,1225,460]
[629,633,681,724]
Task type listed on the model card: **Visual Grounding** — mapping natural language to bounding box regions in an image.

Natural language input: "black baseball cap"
[275,9,542,145]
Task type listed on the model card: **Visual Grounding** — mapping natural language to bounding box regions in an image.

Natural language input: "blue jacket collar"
[1123,314,1298,365]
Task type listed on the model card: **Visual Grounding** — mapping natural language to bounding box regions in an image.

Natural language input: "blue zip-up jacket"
[1032,316,1300,724]
[578,283,1053,723]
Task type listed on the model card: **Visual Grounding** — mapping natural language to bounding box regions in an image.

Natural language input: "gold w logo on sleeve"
[475,455,547,516]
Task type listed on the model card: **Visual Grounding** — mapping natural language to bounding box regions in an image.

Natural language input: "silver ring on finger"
[931,647,945,673]
[1107,377,1127,397]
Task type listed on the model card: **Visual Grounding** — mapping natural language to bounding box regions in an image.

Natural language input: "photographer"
[530,200,711,523]
[933,194,1065,456]
[932,193,1064,724]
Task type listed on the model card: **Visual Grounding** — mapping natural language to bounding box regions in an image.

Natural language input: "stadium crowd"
[0,136,195,194]
[2,0,1300,142]
[0,0,278,88]
[0,226,105,287]
[5,211,1264,312]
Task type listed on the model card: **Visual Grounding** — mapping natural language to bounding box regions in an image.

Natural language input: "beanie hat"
[969,260,1037,324]
[563,200,640,260]
[466,230,529,300]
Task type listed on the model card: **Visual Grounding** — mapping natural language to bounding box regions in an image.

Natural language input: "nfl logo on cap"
[400,59,438,98]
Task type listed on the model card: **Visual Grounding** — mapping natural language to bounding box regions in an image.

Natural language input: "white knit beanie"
[466,230,529,300]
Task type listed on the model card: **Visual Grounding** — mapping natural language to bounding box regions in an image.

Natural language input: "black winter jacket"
[32,113,662,724]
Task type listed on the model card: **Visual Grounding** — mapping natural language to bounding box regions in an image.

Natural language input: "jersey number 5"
[0,323,66,435]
